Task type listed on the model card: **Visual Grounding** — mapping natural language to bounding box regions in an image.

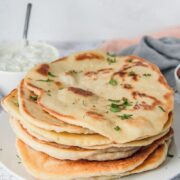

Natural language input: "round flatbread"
[2,88,173,148]
[10,117,140,161]
[24,50,173,143]
[16,130,172,180]
[15,83,92,134]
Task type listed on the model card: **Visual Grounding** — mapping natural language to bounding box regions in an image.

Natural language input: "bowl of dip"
[174,64,180,94]
[0,41,59,95]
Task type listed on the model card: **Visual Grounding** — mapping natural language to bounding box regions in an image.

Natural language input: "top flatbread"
[24,50,173,143]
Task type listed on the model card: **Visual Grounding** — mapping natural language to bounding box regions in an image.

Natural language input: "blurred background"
[1,0,180,42]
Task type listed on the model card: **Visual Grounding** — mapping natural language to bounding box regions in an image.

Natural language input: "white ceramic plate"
[0,102,180,180]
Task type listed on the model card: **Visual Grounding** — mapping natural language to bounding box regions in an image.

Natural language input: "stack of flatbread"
[1,50,174,179]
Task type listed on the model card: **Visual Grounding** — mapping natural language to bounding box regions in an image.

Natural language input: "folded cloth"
[119,36,180,88]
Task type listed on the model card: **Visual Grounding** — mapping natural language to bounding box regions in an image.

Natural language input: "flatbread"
[3,87,93,134]
[17,114,172,148]
[122,140,170,176]
[16,130,172,180]
[2,87,173,148]
[24,50,173,143]
[82,141,170,180]
[10,117,140,161]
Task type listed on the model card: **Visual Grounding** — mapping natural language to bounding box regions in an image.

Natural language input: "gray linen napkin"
[119,36,180,88]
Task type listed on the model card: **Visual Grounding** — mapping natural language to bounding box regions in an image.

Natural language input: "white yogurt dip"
[0,41,59,72]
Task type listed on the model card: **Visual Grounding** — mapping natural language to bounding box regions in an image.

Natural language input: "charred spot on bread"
[86,111,104,120]
[68,87,94,97]
[36,64,50,76]
[76,52,104,61]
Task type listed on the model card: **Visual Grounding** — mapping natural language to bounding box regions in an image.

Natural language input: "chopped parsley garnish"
[68,70,83,74]
[109,98,132,113]
[158,106,166,112]
[167,153,174,158]
[107,52,116,64]
[48,72,56,77]
[128,71,136,76]
[114,126,121,131]
[46,90,51,96]
[82,100,87,106]
[16,154,20,159]
[14,102,19,107]
[37,78,53,82]
[29,95,38,101]
[70,70,78,74]
[16,154,21,164]
[109,78,118,86]
[128,59,133,62]
[110,103,121,112]
[122,98,132,107]
[118,114,133,120]
[143,73,151,77]
[108,99,121,103]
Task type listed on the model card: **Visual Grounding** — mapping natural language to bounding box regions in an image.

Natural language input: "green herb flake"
[46,90,51,96]
[48,72,56,77]
[107,52,116,64]
[118,114,133,120]
[128,71,136,76]
[128,59,133,62]
[16,154,20,159]
[82,100,87,106]
[68,70,83,74]
[158,106,166,112]
[14,102,19,107]
[167,153,174,158]
[122,98,132,107]
[29,95,38,101]
[109,98,132,113]
[110,103,121,112]
[143,73,151,77]
[114,126,121,131]
[109,79,118,86]
[108,99,121,103]
[37,78,53,82]
[16,154,21,164]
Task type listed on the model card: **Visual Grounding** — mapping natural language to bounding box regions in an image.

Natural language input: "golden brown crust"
[86,111,104,120]
[16,129,173,179]
[51,57,67,63]
[36,64,50,76]
[68,87,94,97]
[76,52,104,61]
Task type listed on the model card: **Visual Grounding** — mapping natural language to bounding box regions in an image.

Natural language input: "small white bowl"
[0,41,59,96]
[174,64,180,94]
[0,71,26,95]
